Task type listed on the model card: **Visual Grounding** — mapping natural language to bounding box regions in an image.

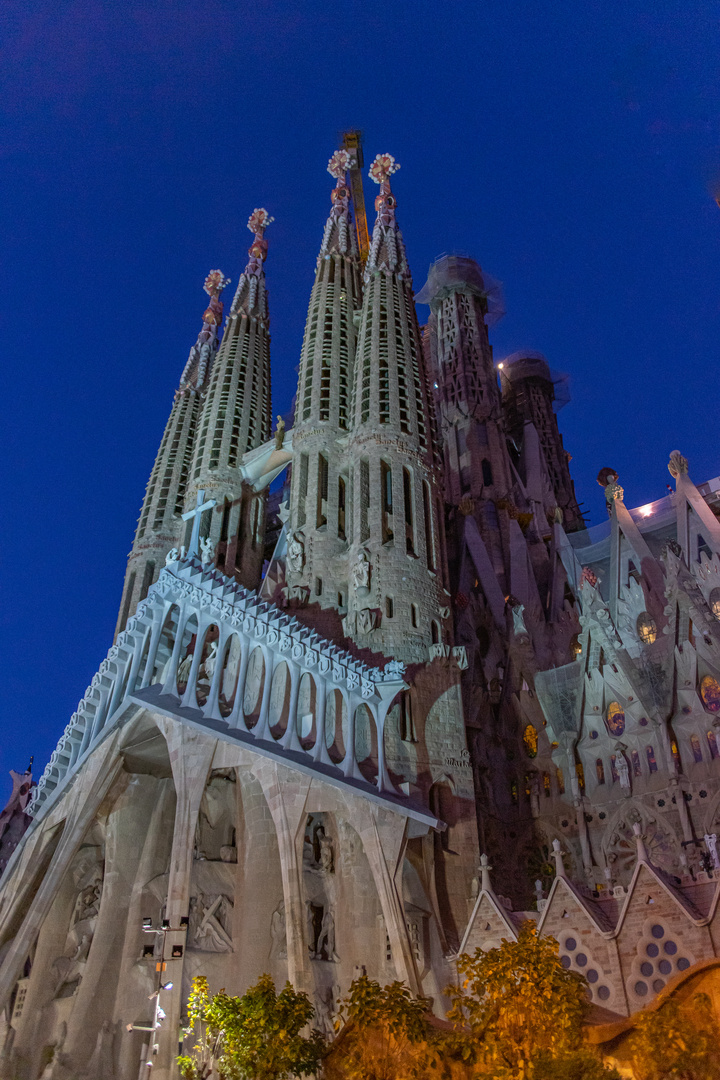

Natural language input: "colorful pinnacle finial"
[369,153,400,184]
[327,149,352,181]
[203,270,231,298]
[247,208,274,236]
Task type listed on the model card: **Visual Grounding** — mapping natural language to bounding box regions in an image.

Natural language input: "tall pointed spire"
[284,154,363,612]
[184,210,274,587]
[115,271,230,636]
[345,154,449,663]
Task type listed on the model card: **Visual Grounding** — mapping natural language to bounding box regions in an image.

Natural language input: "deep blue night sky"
[2,0,720,800]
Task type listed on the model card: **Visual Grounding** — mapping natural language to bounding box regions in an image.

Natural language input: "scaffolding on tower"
[340,129,370,267]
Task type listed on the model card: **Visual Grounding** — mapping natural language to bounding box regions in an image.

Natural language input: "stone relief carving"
[195,771,237,862]
[270,900,287,960]
[313,983,340,1039]
[189,892,233,952]
[303,815,339,963]
[357,608,379,634]
[52,847,104,999]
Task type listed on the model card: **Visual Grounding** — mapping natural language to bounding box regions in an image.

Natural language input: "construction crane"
[340,129,370,267]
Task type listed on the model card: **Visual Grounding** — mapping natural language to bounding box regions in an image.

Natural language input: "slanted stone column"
[251,760,313,991]
[61,775,162,1073]
[354,803,419,994]
[151,720,217,1080]
[0,735,123,1015]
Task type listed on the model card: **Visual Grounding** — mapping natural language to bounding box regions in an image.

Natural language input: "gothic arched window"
[701,675,720,713]
[606,701,625,736]
[523,724,538,758]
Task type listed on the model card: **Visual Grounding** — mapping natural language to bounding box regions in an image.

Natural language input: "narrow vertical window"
[411,603,419,628]
[631,750,642,777]
[119,571,136,633]
[140,560,155,601]
[423,481,435,570]
[556,767,565,794]
[646,746,658,773]
[596,759,605,785]
[220,497,232,543]
[337,475,346,540]
[385,596,394,618]
[381,461,393,544]
[481,458,493,487]
[403,468,415,554]
[315,577,323,596]
[317,453,328,528]
[543,772,551,796]
[691,734,703,762]
[360,459,370,542]
[431,620,440,645]
[297,453,309,529]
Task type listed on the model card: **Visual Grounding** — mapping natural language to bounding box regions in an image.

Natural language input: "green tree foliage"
[626,993,720,1080]
[177,974,326,1080]
[325,975,434,1080]
[447,922,617,1079]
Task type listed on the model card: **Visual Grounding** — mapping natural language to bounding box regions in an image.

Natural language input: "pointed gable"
[458,890,518,956]
[616,861,714,1012]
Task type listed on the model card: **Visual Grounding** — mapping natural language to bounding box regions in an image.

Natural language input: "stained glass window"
[556,767,565,795]
[710,588,720,620]
[610,754,619,783]
[646,745,658,773]
[543,772,551,796]
[691,734,703,763]
[510,779,518,804]
[606,702,625,736]
[671,739,682,771]
[631,750,642,777]
[637,612,657,645]
[596,759,605,785]
[576,762,585,791]
[523,724,538,758]
[707,731,719,760]
[701,675,720,713]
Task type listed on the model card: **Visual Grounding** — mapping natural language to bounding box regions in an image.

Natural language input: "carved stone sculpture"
[274,414,286,449]
[318,829,334,873]
[668,450,689,478]
[287,532,305,573]
[357,608,378,634]
[165,548,179,566]
[200,535,216,567]
[189,893,233,952]
[351,550,371,595]
[315,907,339,962]
[270,900,287,959]
[615,752,630,790]
[705,832,720,869]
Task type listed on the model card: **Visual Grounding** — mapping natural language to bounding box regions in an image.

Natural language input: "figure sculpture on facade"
[316,907,339,962]
[615,752,630,790]
[705,832,720,870]
[351,550,371,595]
[287,532,305,573]
[200,535,216,567]
[318,828,334,873]
[274,415,286,449]
[201,640,218,681]
[165,548,180,566]
[270,900,287,959]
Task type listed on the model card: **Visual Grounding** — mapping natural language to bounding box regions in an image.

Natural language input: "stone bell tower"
[285,150,363,613]
[346,154,450,663]
[115,270,229,637]
[184,209,274,587]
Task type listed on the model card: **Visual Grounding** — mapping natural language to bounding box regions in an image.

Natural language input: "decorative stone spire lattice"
[285,155,363,612]
[184,210,274,587]
[114,272,229,637]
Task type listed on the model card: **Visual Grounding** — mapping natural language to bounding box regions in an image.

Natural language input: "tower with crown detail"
[184,209,273,587]
[285,152,363,614]
[346,154,449,662]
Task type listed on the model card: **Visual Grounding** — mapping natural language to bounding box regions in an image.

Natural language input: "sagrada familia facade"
[3,143,720,1079]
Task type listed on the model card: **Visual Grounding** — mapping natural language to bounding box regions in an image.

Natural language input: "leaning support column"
[151,720,217,1080]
